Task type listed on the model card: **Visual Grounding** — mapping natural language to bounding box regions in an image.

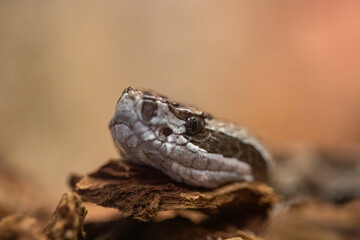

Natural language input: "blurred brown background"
[1,1,359,204]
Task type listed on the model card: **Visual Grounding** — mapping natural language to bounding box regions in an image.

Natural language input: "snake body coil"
[109,87,272,188]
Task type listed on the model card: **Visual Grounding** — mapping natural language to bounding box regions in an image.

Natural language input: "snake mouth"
[108,116,123,129]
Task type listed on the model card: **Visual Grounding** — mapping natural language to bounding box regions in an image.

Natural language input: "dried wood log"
[273,147,360,202]
[70,160,278,221]
[43,193,87,240]
[0,214,46,240]
[266,199,360,240]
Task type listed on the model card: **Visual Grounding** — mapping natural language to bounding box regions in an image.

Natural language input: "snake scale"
[109,87,273,188]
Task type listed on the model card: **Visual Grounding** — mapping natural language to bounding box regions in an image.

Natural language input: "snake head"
[109,86,269,188]
[109,87,194,141]
[109,87,198,172]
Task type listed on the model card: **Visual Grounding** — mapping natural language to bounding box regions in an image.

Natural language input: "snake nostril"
[161,127,173,137]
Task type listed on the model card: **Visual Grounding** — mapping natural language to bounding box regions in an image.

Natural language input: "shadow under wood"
[85,215,263,240]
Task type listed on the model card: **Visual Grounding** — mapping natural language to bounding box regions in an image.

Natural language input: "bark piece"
[70,160,278,221]
[44,193,87,240]
[273,146,360,202]
[266,199,360,240]
[0,214,46,240]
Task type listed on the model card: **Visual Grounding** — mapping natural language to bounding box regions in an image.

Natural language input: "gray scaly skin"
[109,87,273,188]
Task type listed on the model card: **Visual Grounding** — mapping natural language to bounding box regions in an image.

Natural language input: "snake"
[109,87,273,188]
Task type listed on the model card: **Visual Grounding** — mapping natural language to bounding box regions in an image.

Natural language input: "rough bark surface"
[0,214,46,240]
[2,148,359,240]
[44,193,87,240]
[70,160,278,221]
[266,199,360,240]
[272,147,360,202]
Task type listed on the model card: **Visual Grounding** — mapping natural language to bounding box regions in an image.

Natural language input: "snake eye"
[185,116,205,136]
[141,100,158,122]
